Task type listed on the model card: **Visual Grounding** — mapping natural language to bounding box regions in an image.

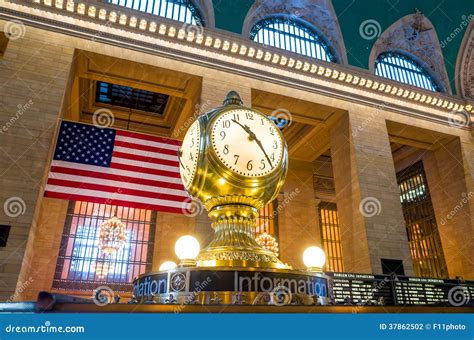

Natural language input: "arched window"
[108,0,203,26]
[249,17,335,62]
[375,52,440,92]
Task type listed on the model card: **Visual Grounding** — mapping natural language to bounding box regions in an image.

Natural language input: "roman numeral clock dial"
[211,109,284,177]
[178,120,201,189]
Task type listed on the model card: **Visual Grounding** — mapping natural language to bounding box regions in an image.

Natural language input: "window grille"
[108,0,203,25]
[397,161,447,278]
[250,17,335,62]
[96,81,169,114]
[375,52,440,92]
[53,201,156,292]
[318,202,344,272]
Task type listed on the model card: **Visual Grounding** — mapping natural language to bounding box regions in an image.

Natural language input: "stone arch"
[455,18,474,99]
[369,12,451,94]
[242,0,347,64]
[194,0,215,28]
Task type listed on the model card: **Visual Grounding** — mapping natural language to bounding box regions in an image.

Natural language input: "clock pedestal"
[129,91,332,306]
[196,203,288,269]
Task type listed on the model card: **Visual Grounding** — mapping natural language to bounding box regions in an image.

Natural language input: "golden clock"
[210,109,284,177]
[178,120,201,189]
[178,91,289,269]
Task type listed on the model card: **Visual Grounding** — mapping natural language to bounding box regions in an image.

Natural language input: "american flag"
[44,121,191,214]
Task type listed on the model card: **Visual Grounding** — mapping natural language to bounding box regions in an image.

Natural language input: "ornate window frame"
[375,51,441,92]
[249,15,336,62]
[369,13,451,94]
[242,0,347,64]
[455,19,474,99]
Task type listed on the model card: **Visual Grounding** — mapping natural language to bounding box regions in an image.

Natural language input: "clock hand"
[254,137,273,169]
[231,119,273,168]
[231,119,256,141]
[178,149,186,169]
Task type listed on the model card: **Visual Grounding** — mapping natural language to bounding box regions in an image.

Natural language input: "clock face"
[211,109,284,177]
[179,120,201,189]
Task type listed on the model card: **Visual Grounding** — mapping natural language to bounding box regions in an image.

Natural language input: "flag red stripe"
[50,166,184,190]
[112,151,179,167]
[114,140,179,156]
[47,178,187,202]
[109,162,181,178]
[116,130,182,146]
[44,191,185,214]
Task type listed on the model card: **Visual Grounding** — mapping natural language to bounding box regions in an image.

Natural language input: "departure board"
[393,277,474,306]
[326,272,474,307]
[327,272,393,305]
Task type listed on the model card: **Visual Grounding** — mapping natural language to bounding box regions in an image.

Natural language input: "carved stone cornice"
[0,0,472,130]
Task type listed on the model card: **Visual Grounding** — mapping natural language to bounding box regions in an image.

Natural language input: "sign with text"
[326,272,474,307]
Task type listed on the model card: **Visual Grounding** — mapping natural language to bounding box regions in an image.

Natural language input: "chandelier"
[98,210,127,255]
[255,232,279,256]
[93,261,110,280]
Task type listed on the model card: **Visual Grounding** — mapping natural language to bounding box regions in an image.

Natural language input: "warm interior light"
[303,246,326,271]
[98,9,106,20]
[159,261,177,271]
[175,235,200,266]
[108,11,117,22]
[66,0,74,12]
[77,3,85,15]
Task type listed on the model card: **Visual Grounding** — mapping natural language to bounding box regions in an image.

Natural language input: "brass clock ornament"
[178,91,289,269]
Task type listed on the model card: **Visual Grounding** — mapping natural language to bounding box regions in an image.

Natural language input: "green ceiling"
[211,0,474,93]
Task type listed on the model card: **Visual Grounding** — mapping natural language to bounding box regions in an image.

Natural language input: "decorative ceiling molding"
[241,0,347,65]
[456,19,474,100]
[369,12,452,95]
[0,0,472,129]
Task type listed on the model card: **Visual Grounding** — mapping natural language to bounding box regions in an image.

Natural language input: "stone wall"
[0,20,74,301]
[330,108,414,275]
